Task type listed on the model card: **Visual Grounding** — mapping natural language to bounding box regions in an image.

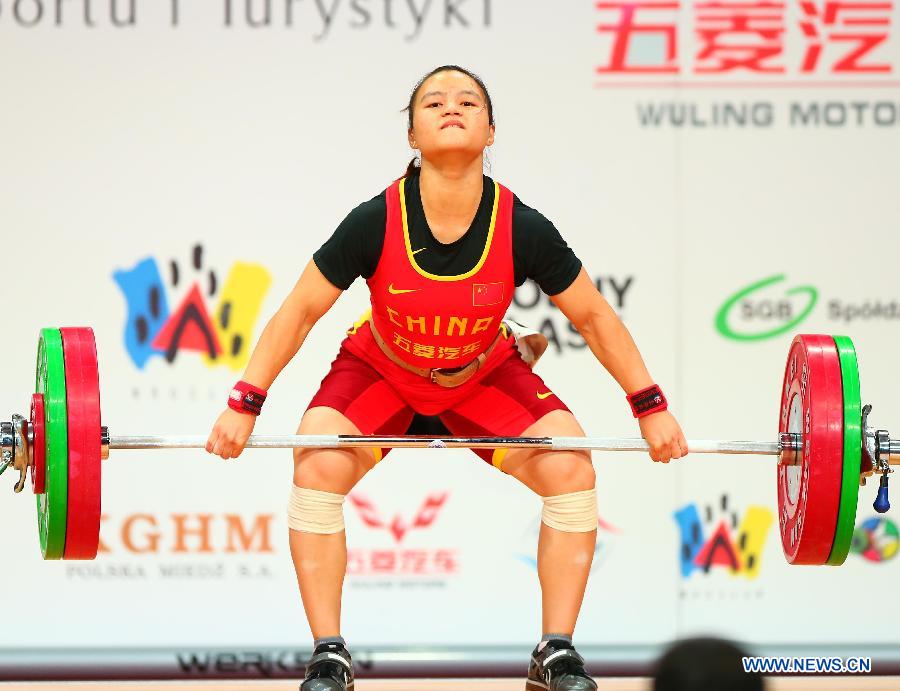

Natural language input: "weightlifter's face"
[407,71,494,162]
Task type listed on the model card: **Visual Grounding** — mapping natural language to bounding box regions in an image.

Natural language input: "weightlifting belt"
[368,320,502,388]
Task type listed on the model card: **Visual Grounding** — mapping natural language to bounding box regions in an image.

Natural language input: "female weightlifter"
[205,65,688,691]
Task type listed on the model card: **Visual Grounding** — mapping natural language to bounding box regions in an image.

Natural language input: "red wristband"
[228,381,268,416]
[627,384,668,418]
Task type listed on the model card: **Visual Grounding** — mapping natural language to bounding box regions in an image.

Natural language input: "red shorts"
[306,333,570,470]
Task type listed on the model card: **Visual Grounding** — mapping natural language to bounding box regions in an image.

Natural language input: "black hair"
[403,65,495,178]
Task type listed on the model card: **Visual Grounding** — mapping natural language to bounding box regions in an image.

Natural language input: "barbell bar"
[8,428,900,458]
[107,433,787,454]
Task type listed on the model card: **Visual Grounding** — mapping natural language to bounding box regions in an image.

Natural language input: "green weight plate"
[35,328,68,560]
[827,335,862,566]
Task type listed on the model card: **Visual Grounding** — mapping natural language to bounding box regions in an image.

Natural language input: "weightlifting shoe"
[300,641,355,691]
[526,639,598,691]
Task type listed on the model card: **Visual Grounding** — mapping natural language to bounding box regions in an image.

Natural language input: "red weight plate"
[60,327,102,560]
[30,394,46,494]
[778,334,844,565]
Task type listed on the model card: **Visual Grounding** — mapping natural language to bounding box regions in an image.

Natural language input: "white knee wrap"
[288,485,346,534]
[541,488,598,533]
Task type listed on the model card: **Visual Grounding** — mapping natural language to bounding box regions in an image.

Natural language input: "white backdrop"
[1,0,898,656]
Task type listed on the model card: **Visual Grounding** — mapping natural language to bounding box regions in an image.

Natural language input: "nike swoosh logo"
[412,247,427,255]
[536,391,554,400]
[388,284,420,295]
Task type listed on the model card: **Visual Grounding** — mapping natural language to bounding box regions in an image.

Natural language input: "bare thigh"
[501,409,596,496]
[292,406,378,494]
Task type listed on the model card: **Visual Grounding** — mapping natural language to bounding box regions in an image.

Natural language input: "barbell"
[1,328,896,565]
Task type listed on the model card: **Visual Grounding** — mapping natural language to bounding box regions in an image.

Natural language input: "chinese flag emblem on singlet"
[473,282,505,307]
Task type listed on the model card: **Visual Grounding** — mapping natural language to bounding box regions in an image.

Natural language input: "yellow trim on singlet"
[372,447,384,464]
[399,177,500,282]
[492,449,507,471]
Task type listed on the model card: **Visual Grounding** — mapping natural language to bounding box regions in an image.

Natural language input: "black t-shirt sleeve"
[312,193,387,290]
[512,196,583,296]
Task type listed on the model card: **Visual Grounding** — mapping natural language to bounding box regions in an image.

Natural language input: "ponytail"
[404,156,420,179]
